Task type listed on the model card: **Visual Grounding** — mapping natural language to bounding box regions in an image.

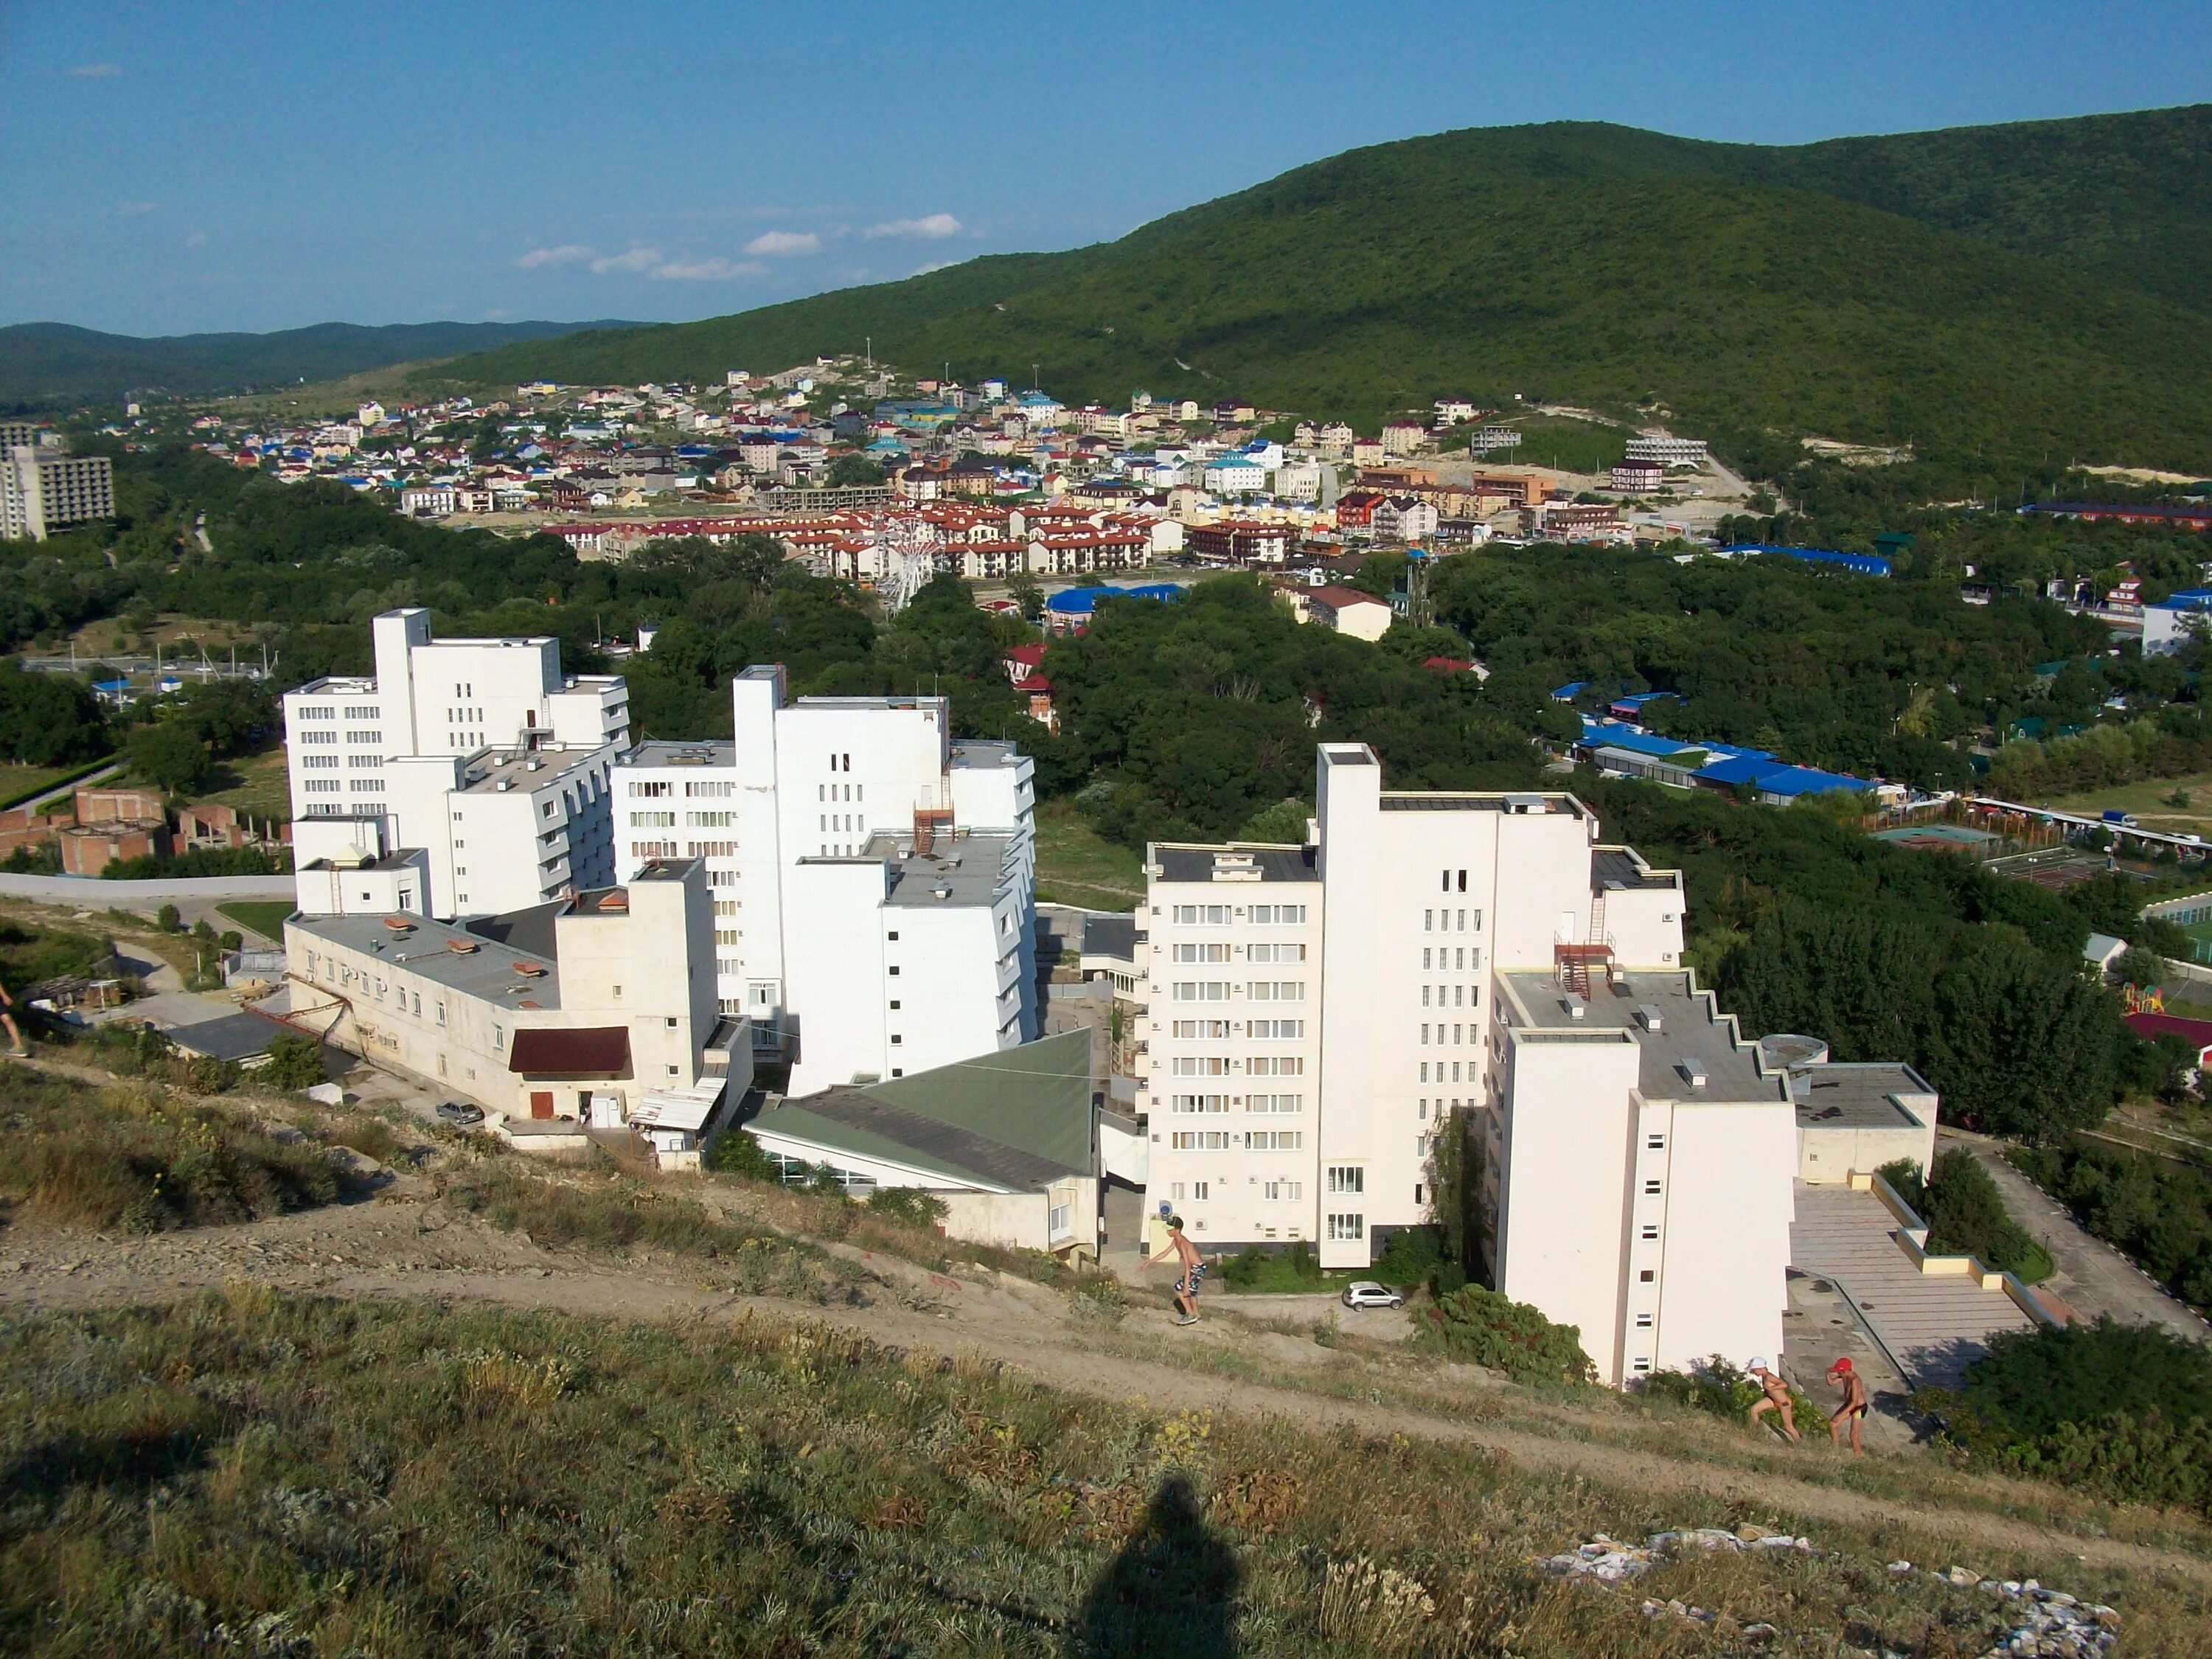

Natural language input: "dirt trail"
[4,1189,2208,1587]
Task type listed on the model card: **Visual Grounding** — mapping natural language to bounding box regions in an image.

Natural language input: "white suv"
[1340,1281,1405,1310]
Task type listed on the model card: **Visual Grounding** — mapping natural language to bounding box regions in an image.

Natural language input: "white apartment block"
[2,442,115,540]
[1140,742,1795,1385]
[610,665,1040,1091]
[1624,433,1710,469]
[283,608,630,919]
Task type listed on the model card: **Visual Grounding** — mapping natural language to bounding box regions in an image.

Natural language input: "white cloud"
[184,230,206,248]
[589,246,663,274]
[652,257,765,281]
[911,258,965,276]
[745,229,821,258]
[516,243,594,269]
[866,212,962,241]
[115,201,156,217]
[69,63,122,77]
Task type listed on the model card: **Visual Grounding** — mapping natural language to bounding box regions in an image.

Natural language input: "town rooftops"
[1152,844,1321,884]
[1498,969,1783,1105]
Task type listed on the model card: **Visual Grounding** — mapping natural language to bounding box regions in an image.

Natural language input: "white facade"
[607,665,1040,1085]
[282,608,629,919]
[1140,743,1801,1385]
[2,445,115,540]
[1625,433,1709,469]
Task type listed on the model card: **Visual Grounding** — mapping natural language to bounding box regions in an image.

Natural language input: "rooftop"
[830,829,1023,908]
[621,739,735,768]
[293,909,566,1005]
[1790,1061,1937,1130]
[1499,969,1782,1105]
[1081,914,1138,961]
[1591,847,1681,892]
[1380,792,1585,816]
[950,738,1021,771]
[1153,844,1321,884]
[459,744,613,796]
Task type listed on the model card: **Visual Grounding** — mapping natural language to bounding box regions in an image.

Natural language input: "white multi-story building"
[1625,433,1709,469]
[283,608,630,919]
[2,442,115,541]
[1139,742,1799,1385]
[608,665,1040,1088]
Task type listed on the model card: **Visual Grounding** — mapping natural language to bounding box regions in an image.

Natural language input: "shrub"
[1281,1240,1322,1284]
[702,1126,779,1180]
[1640,1354,1818,1431]
[156,902,181,932]
[863,1186,949,1228]
[1414,1284,1596,1384]
[259,1033,327,1091]
[1374,1223,1443,1285]
[1068,1273,1128,1328]
[1219,1245,1268,1289]
[1882,1148,2051,1281]
[2012,1137,2212,1310]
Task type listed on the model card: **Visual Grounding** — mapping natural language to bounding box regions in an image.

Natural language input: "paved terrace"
[1789,1182,2031,1389]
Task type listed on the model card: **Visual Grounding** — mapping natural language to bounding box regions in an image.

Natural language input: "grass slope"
[418,108,2212,470]
[0,319,637,409]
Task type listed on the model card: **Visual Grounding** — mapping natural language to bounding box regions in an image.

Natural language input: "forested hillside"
[0,319,633,410]
[417,107,2212,470]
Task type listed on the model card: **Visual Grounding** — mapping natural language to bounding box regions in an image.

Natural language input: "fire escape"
[1554,884,1615,997]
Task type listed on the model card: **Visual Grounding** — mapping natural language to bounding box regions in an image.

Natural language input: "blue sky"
[2,1,2206,337]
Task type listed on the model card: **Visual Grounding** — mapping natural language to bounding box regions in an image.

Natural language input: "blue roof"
[1610,692,1671,711]
[1044,583,1185,615]
[1551,681,1587,700]
[2151,588,2212,611]
[1755,766,1868,797]
[1724,543,1892,578]
[1690,754,1779,786]
[1578,720,1699,759]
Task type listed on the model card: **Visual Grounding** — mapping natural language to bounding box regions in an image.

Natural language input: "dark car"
[434,1100,485,1127]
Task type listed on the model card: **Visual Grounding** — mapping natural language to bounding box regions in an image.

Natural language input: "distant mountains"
[417,105,2212,471]
[0,319,636,410]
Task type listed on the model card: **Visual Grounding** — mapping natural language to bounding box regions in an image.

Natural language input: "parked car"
[2102,810,2140,827]
[434,1100,485,1127]
[1340,1280,1405,1310]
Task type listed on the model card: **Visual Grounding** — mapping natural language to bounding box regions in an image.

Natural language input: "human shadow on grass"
[1068,1472,1240,1658]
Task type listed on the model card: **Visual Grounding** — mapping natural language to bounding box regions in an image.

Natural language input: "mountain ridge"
[412,106,2212,470]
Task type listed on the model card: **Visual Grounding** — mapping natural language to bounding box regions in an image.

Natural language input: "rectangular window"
[1172,1019,1231,1038]
[1247,1093,1304,1113]
[1170,1130,1233,1150]
[1249,904,1306,924]
[1246,1019,1304,1038]
[1246,1055,1303,1077]
[1169,1093,1230,1113]
[1327,1166,1364,1195]
[1172,981,1229,1002]
[1245,1130,1303,1150]
[1640,1225,1660,1240]
[1247,942,1306,963]
[1170,1056,1228,1076]
[1646,1134,1666,1150]
[1172,904,1231,925]
[1246,981,1304,1001]
[1326,1213,1366,1242]
[1172,942,1230,963]
[1424,908,1433,932]
[1644,1180,1662,1196]
[1634,1313,1655,1329]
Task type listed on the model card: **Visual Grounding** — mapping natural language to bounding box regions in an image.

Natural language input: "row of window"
[1170,903,1307,925]
[298,729,337,745]
[1164,1018,1306,1039]
[1427,908,1480,933]
[1169,1130,1308,1150]
[819,782,863,801]
[1425,947,1480,970]
[1170,942,1306,963]
[1422,984,1478,1008]
[1169,1056,1304,1076]
[1168,1093,1304,1113]
[1422,1023,1473,1045]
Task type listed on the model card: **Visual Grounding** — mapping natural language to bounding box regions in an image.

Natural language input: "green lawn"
[218,900,296,945]
[189,745,292,824]
[1034,797,1145,911]
[0,759,114,812]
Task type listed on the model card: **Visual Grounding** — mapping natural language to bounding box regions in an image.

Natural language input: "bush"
[1640,1355,1818,1431]
[863,1186,949,1228]
[1219,1245,1268,1289]
[2013,1136,2212,1310]
[259,1033,327,1091]
[1881,1148,2051,1281]
[156,903,181,933]
[1281,1241,1322,1284]
[1068,1273,1128,1327]
[1374,1224,1444,1285]
[1414,1284,1596,1384]
[703,1127,779,1180]
[1918,1317,2212,1513]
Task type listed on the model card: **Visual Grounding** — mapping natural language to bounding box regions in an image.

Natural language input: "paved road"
[1941,1127,2211,1344]
[0,872,294,903]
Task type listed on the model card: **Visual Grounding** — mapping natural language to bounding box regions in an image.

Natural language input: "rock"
[1888,1560,1913,1573]
[1743,1624,1781,1642]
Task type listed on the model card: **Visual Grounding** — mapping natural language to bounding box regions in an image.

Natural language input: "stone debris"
[1542,1540,2120,1658]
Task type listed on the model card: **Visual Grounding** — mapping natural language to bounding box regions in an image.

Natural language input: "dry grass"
[6,1290,2198,1657]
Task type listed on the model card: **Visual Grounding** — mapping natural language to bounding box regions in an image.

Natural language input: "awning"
[508,1026,630,1077]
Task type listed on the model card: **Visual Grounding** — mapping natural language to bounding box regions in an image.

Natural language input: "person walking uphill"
[1745,1357,1801,1443]
[1827,1356,1869,1455]
[1148,1216,1206,1326]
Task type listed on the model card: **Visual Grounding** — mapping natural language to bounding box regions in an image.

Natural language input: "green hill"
[417,107,2212,471]
[0,319,637,410]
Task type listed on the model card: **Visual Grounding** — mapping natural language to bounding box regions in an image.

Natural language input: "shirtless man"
[1745,1357,1801,1443]
[1147,1215,1205,1325]
[1827,1356,1869,1455]
[0,978,26,1059]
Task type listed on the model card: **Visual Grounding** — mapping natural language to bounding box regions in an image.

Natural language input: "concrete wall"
[1651,1095,1796,1380]
[1798,1119,1935,1183]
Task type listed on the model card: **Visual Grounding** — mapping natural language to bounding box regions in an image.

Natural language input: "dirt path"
[4,1189,2208,1586]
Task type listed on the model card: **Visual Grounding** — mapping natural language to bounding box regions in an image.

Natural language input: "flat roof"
[619,739,735,768]
[1791,1061,1936,1129]
[1500,969,1781,1105]
[1380,793,1586,816]
[950,738,1020,770]
[291,910,564,1006]
[836,829,1020,908]
[1153,844,1321,884]
[1082,914,1138,961]
[459,745,611,795]
[1591,847,1681,891]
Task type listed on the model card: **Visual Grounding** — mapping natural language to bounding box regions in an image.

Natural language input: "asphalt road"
[1940,1126,2211,1343]
[0,872,294,903]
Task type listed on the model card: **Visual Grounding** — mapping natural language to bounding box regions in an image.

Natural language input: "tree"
[1009,577,1046,622]
[259,1034,327,1090]
[827,452,885,487]
[156,903,180,933]
[126,720,214,796]
[0,664,108,765]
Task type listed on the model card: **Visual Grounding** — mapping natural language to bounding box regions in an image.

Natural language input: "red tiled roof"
[1309,585,1388,609]
[508,1026,632,1076]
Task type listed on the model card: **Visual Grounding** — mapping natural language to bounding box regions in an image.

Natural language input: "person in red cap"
[1826,1357,1868,1455]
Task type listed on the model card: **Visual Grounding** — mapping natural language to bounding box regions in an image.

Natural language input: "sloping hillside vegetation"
[417,108,2212,469]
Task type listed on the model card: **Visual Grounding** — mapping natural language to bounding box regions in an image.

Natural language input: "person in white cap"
[1745,1357,1800,1443]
